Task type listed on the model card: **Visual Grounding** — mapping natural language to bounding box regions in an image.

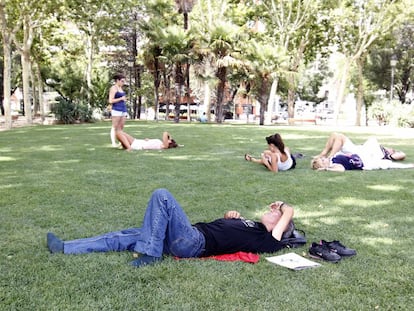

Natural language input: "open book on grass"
[265,252,321,270]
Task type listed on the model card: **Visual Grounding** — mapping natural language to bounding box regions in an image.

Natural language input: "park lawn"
[0,121,413,310]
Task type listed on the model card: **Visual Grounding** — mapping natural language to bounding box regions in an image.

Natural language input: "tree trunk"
[22,15,33,124]
[31,64,38,114]
[355,57,365,126]
[21,50,32,123]
[153,55,161,120]
[137,65,142,119]
[333,59,351,124]
[204,81,211,122]
[1,39,12,129]
[174,62,184,123]
[215,66,226,123]
[258,77,270,125]
[287,88,295,124]
[35,61,45,122]
[85,22,93,107]
[268,78,279,113]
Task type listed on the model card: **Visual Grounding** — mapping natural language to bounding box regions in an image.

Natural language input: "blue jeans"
[64,189,205,258]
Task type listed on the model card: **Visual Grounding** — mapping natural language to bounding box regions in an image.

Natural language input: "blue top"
[332,154,364,170]
[112,90,127,112]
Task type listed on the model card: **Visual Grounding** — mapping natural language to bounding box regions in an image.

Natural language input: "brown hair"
[113,73,126,81]
[168,139,178,148]
[266,133,286,155]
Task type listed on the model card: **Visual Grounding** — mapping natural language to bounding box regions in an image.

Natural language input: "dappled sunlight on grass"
[297,209,338,219]
[52,159,80,164]
[37,145,64,152]
[366,184,403,192]
[334,197,391,207]
[0,183,22,189]
[365,221,391,231]
[0,156,16,162]
[360,237,395,246]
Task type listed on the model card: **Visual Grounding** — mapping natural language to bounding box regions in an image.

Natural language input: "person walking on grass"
[47,188,296,268]
[245,133,296,172]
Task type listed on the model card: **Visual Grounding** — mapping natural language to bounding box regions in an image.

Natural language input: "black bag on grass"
[280,220,307,248]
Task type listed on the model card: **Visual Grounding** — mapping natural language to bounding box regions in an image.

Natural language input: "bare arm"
[324,164,345,172]
[262,152,279,172]
[271,203,294,241]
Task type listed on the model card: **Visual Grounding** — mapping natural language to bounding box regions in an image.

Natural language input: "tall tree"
[243,40,287,125]
[192,0,242,123]
[65,0,129,107]
[174,1,197,121]
[138,0,179,120]
[331,0,402,125]
[0,0,20,129]
[262,0,327,124]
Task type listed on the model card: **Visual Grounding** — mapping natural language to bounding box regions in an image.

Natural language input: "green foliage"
[51,97,93,124]
[369,99,414,127]
[1,123,414,310]
[90,68,111,110]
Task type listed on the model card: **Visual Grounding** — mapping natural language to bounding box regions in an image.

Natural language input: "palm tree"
[158,25,193,122]
[137,0,177,120]
[195,20,241,122]
[174,0,197,121]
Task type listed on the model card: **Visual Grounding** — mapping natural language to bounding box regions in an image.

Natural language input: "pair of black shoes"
[309,240,356,263]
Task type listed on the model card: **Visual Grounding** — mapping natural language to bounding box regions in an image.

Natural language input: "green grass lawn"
[1,121,413,310]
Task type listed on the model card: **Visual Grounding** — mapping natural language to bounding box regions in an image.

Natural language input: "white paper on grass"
[265,252,321,270]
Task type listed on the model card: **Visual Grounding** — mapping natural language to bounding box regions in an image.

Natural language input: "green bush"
[51,97,94,124]
[369,99,414,127]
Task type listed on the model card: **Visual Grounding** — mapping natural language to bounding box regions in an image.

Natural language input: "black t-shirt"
[194,218,284,257]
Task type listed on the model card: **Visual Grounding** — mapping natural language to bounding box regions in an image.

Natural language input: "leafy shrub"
[369,99,414,127]
[51,97,94,124]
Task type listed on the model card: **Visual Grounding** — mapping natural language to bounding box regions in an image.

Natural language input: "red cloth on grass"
[175,251,260,264]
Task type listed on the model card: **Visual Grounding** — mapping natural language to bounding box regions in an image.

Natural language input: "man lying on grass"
[47,188,297,268]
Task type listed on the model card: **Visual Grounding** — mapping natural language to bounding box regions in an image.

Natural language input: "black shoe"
[321,240,357,257]
[309,242,341,263]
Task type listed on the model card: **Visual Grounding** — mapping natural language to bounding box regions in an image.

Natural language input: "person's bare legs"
[318,132,347,158]
[110,127,118,147]
[112,116,132,151]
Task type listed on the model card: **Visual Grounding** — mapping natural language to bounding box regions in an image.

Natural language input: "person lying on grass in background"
[311,154,414,172]
[244,133,296,172]
[316,132,406,162]
[117,131,178,151]
[47,188,297,268]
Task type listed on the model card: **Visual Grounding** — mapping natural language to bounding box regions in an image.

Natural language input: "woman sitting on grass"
[245,133,296,172]
[118,131,178,151]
